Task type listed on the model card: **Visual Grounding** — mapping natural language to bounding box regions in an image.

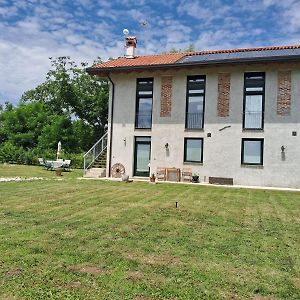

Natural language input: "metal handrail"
[186,112,203,129]
[83,132,108,175]
[244,111,263,128]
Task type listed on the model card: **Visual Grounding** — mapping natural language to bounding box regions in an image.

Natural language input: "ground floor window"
[241,138,264,165]
[184,138,203,163]
[134,136,151,177]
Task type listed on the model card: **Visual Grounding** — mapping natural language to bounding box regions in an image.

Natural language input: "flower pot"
[192,176,199,183]
[55,168,63,176]
[149,176,156,183]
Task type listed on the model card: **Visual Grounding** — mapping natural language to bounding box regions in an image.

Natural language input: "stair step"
[93,155,107,168]
[84,168,106,178]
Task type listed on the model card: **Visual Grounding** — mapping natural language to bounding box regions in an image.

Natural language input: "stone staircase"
[84,167,106,178]
[83,133,107,178]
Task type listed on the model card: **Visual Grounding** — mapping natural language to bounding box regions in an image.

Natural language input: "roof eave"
[86,67,109,77]
[86,55,300,76]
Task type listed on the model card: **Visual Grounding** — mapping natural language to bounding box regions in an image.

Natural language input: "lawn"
[0,163,82,179]
[0,165,299,299]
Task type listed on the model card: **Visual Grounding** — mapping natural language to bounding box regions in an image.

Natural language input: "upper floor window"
[243,72,265,129]
[135,78,153,129]
[185,75,206,129]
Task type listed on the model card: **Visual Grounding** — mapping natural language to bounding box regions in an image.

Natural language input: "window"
[241,138,264,165]
[135,78,153,129]
[186,75,206,129]
[184,138,203,163]
[243,72,265,129]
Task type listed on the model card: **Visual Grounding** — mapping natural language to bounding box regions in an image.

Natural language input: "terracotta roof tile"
[93,52,186,69]
[89,44,300,72]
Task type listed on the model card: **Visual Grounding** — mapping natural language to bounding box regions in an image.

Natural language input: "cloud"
[282,1,300,32]
[1,0,300,105]
[0,1,121,104]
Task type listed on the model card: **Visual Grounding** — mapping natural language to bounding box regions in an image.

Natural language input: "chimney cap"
[126,36,137,47]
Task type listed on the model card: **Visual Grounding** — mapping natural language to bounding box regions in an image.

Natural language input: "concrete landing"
[84,168,106,179]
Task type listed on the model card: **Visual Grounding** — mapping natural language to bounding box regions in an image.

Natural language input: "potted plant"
[55,168,63,176]
[149,173,156,183]
[192,173,199,183]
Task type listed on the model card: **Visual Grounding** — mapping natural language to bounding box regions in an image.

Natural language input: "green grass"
[0,165,299,299]
[0,163,82,179]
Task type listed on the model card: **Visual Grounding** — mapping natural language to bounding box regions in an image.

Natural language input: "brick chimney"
[125,36,137,58]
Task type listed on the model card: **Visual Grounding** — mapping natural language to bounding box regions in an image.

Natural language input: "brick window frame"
[217,73,231,117]
[160,76,172,117]
[277,70,291,116]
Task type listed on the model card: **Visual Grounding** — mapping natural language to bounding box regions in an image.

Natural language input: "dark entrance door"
[134,137,151,177]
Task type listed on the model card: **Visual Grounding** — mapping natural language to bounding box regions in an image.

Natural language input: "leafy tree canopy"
[0,56,109,163]
[167,44,196,53]
[22,56,108,139]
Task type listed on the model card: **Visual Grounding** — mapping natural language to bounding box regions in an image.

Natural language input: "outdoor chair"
[39,158,53,170]
[156,167,166,181]
[44,160,53,171]
[62,159,71,171]
[182,168,192,182]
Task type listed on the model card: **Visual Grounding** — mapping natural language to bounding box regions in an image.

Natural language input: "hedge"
[0,142,84,169]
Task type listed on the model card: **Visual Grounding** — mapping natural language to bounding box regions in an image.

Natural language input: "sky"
[1,0,300,105]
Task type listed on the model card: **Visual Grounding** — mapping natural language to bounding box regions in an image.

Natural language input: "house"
[85,36,300,188]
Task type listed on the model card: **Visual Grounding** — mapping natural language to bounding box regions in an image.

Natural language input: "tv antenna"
[123,29,129,56]
[140,20,148,28]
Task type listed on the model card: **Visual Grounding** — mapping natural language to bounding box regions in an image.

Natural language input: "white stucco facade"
[106,62,300,188]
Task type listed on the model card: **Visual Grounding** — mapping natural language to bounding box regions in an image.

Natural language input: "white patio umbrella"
[56,141,62,160]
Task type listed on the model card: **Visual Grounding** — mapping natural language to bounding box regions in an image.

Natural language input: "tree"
[0,102,51,149]
[0,100,98,165]
[164,44,196,54]
[22,56,109,142]
[0,57,108,165]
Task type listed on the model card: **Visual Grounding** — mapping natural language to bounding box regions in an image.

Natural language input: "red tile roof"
[89,44,300,73]
[92,52,186,69]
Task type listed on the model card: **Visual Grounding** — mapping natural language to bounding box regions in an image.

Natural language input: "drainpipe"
[107,74,115,177]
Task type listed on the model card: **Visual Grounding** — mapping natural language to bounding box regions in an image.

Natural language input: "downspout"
[107,74,115,177]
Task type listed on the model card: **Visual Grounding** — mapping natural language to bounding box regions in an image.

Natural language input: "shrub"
[0,144,84,168]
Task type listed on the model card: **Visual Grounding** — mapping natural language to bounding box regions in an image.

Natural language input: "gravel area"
[0,177,44,182]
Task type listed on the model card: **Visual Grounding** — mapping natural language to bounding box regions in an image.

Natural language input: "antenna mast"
[123,28,129,57]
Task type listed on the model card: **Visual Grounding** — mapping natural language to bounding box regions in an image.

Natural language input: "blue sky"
[1,0,300,105]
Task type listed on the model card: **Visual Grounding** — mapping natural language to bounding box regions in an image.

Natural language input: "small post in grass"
[175,201,178,208]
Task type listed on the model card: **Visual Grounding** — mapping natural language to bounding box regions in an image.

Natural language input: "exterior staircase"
[83,132,108,178]
[92,149,107,168]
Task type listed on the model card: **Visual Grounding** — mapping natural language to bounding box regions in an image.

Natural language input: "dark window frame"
[185,75,206,130]
[184,137,204,163]
[242,72,265,130]
[241,138,264,165]
[135,78,154,129]
[133,136,151,177]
